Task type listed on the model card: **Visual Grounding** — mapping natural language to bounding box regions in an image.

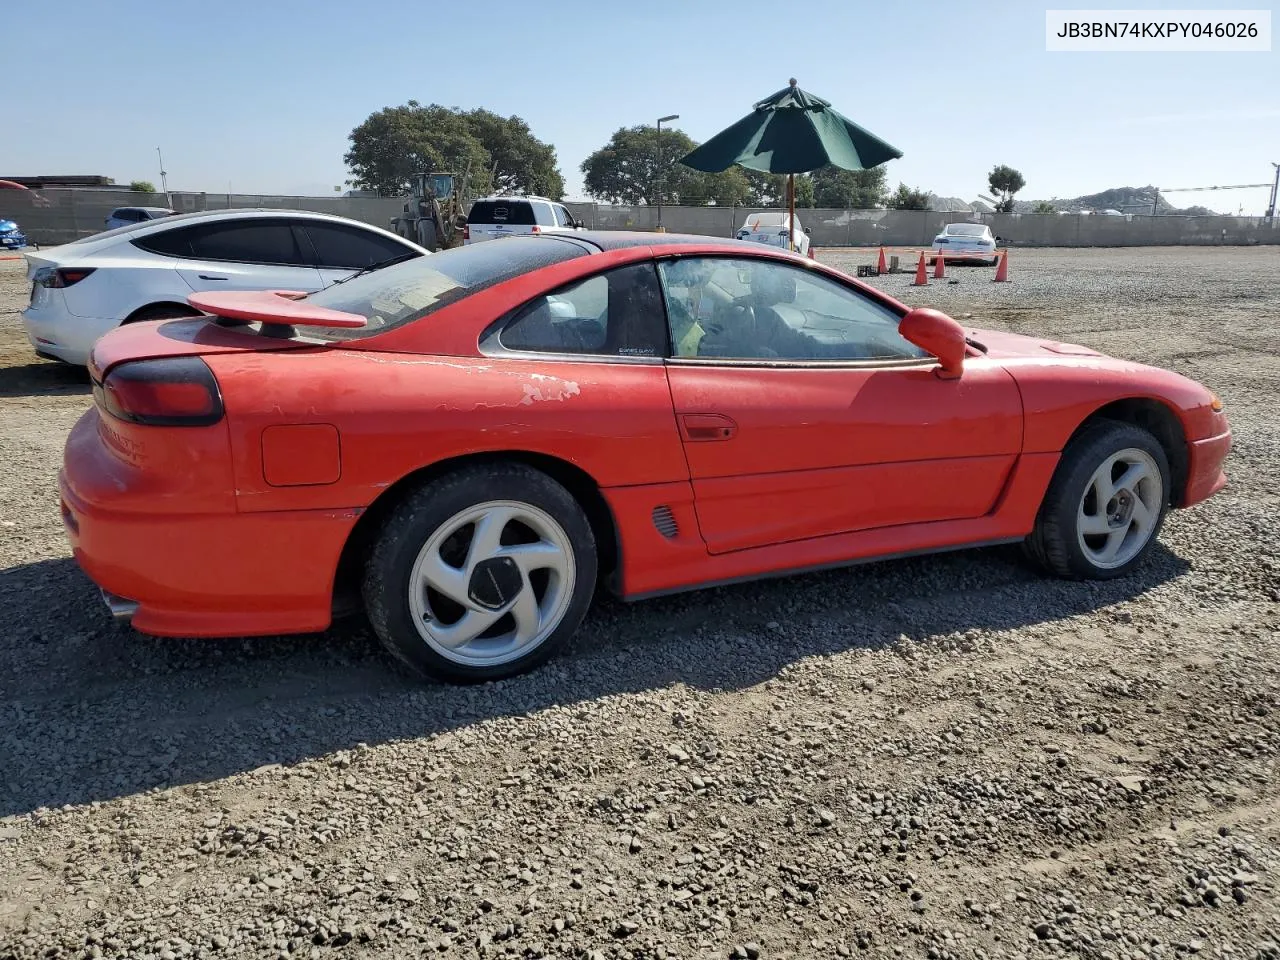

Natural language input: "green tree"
[741,169,814,207]
[581,125,691,205]
[463,108,564,199]
[129,180,156,193]
[580,125,743,206]
[1032,200,1056,214]
[344,102,564,198]
[680,167,752,206]
[888,183,931,210]
[811,165,887,208]
[987,164,1026,213]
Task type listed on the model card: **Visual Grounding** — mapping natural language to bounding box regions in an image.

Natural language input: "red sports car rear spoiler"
[188,290,368,328]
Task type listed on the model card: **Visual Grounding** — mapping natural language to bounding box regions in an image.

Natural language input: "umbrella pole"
[788,173,795,252]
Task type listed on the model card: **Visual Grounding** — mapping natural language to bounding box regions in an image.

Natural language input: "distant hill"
[1010,186,1218,216]
[909,185,1219,216]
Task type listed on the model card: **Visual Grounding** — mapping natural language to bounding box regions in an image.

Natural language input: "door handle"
[197,274,228,281]
[679,413,737,442]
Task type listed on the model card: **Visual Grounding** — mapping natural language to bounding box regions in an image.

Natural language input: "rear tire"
[362,463,597,683]
[416,219,439,252]
[125,303,200,325]
[1023,420,1171,580]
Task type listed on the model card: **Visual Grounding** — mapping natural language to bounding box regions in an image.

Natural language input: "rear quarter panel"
[207,350,689,513]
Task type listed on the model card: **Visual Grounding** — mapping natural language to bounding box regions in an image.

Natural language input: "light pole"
[656,114,679,230]
[156,146,170,206]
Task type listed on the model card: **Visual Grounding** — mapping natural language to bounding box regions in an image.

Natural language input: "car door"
[657,255,1024,555]
[171,218,325,294]
[301,220,423,287]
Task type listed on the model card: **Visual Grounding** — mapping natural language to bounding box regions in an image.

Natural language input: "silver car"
[931,222,999,265]
[105,206,177,231]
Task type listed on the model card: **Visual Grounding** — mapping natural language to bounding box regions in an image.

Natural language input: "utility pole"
[1267,162,1279,222]
[156,147,170,206]
[655,114,679,230]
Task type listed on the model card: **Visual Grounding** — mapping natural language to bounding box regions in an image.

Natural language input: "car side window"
[187,221,309,266]
[131,225,197,257]
[656,257,928,362]
[532,203,557,227]
[498,262,668,358]
[304,222,413,269]
[553,205,573,227]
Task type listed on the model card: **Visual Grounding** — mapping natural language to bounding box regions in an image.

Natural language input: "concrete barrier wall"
[3,188,1277,248]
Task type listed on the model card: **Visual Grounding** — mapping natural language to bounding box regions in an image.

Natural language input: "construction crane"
[1151,175,1278,218]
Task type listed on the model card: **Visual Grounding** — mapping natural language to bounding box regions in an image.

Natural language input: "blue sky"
[7,0,1277,213]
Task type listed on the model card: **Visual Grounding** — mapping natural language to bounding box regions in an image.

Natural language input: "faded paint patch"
[348,352,581,406]
[520,379,581,405]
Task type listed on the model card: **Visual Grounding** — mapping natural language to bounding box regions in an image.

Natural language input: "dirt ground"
[1,246,1278,960]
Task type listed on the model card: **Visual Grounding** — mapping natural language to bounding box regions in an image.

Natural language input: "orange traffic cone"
[876,247,887,274]
[993,249,1009,282]
[933,248,946,279]
[912,251,928,286]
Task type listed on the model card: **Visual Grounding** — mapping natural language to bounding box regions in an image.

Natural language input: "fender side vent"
[651,505,678,539]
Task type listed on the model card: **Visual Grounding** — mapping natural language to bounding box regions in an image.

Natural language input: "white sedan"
[736,212,811,257]
[21,209,427,366]
[930,222,999,265]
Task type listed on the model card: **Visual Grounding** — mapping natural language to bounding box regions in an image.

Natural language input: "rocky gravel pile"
[0,248,1278,959]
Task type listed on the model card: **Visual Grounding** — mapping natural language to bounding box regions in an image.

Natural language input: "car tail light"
[97,357,224,427]
[34,266,97,288]
[463,224,470,241]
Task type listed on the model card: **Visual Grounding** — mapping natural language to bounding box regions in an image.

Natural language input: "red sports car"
[62,232,1231,682]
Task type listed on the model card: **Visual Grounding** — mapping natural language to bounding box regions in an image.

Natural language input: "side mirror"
[899,307,966,379]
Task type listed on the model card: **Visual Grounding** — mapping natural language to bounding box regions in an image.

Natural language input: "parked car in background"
[736,211,811,256]
[21,208,427,365]
[105,206,176,230]
[931,222,999,265]
[0,218,29,250]
[464,195,585,244]
[61,231,1230,684]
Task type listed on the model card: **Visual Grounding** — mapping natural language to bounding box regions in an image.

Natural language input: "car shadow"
[0,360,90,398]
[0,543,1191,817]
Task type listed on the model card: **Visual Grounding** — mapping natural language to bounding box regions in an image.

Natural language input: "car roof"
[471,194,560,202]
[559,230,752,253]
[55,207,422,253]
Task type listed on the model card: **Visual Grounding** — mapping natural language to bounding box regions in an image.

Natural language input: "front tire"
[362,464,597,683]
[1024,420,1171,580]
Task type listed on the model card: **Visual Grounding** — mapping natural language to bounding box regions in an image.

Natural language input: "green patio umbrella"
[679,78,903,251]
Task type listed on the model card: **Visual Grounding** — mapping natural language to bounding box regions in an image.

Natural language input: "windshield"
[297,235,588,341]
[944,224,987,237]
[744,212,793,229]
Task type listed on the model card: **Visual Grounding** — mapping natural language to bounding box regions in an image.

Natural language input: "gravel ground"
[1,246,1278,960]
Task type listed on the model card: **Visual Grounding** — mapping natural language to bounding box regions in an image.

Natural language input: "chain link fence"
[3,188,1276,248]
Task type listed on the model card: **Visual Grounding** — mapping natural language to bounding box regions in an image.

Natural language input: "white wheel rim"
[1076,447,1163,569]
[407,500,576,667]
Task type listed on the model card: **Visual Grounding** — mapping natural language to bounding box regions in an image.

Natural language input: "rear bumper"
[60,410,360,638]
[21,300,113,366]
[1182,428,1232,507]
[931,245,997,259]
